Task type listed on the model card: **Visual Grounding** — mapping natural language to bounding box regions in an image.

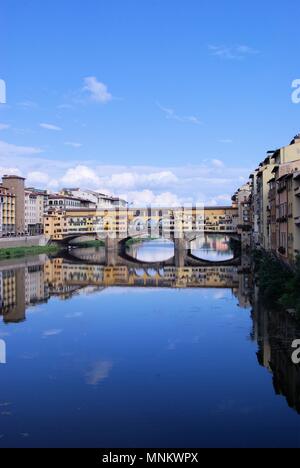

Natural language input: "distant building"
[25,189,47,235]
[46,194,96,211]
[59,188,128,209]
[0,185,16,236]
[2,175,25,235]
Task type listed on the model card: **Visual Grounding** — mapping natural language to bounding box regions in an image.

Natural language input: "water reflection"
[126,238,174,262]
[191,234,234,261]
[251,291,300,415]
[0,255,248,324]
[1,244,300,447]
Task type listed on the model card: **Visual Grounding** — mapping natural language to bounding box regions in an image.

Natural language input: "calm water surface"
[191,233,234,261]
[0,235,300,448]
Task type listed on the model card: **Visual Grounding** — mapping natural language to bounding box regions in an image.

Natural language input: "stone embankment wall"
[0,235,49,249]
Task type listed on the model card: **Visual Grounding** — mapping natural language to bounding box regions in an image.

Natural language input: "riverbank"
[0,244,60,260]
[0,235,48,249]
[125,237,160,246]
[253,249,300,315]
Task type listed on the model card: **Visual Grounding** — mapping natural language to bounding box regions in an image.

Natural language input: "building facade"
[235,134,300,265]
[2,175,25,236]
[0,185,16,236]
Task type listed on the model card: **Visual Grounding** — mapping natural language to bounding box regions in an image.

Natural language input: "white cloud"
[27,171,50,185]
[157,102,202,125]
[211,159,224,168]
[0,140,43,157]
[0,124,10,131]
[120,189,182,207]
[0,151,251,207]
[108,170,178,190]
[60,165,101,186]
[64,141,82,148]
[219,139,233,144]
[40,123,62,131]
[209,44,258,60]
[83,76,113,103]
[0,166,21,177]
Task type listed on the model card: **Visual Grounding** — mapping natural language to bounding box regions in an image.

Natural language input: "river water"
[0,234,300,448]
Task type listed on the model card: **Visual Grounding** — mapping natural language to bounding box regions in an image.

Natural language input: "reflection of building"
[0,254,252,322]
[251,288,300,414]
[0,258,49,323]
[0,268,25,323]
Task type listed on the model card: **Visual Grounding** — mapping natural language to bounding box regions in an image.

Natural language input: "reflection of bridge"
[45,257,242,290]
[0,254,251,326]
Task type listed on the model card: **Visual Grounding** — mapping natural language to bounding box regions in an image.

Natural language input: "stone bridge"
[63,235,242,269]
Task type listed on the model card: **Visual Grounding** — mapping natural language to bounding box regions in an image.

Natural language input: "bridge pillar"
[174,237,187,268]
[105,236,119,266]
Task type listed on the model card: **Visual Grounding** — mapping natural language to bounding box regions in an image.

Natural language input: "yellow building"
[44,206,238,241]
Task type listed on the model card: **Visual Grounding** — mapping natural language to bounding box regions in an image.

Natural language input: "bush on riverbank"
[253,250,300,314]
[0,244,60,260]
[125,237,158,246]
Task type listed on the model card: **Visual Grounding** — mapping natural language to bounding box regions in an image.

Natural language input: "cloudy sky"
[0,0,299,206]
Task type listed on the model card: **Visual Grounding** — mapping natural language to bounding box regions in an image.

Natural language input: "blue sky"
[0,0,299,205]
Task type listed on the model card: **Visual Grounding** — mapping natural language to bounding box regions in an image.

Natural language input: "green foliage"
[125,237,157,246]
[254,250,300,314]
[0,245,59,260]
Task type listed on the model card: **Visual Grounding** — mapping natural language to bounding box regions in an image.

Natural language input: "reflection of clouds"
[214,291,227,300]
[86,360,113,385]
[101,287,157,295]
[191,234,234,262]
[65,312,82,319]
[128,240,174,262]
[43,329,63,337]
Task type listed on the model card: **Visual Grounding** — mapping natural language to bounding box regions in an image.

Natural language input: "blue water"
[1,282,300,447]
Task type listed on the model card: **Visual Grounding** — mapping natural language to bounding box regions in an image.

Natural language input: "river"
[0,234,300,448]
